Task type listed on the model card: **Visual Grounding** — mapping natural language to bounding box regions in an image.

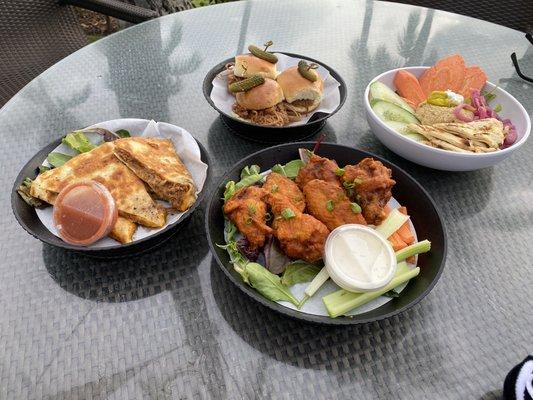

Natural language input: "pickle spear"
[298,60,319,82]
[248,41,278,64]
[229,75,265,93]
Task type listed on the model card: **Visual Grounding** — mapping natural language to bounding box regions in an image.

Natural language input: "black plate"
[12,137,210,258]
[206,142,447,325]
[202,52,347,143]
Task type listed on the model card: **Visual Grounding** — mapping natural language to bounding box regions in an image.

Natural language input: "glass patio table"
[0,0,531,398]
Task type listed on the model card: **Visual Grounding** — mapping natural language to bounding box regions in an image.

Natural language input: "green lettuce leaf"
[271,159,305,179]
[281,261,321,286]
[47,152,72,168]
[62,131,95,153]
[245,263,299,306]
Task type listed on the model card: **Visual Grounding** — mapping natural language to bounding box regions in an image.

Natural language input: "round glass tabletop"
[0,0,531,398]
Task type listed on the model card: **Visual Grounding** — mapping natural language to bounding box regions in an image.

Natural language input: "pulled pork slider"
[231,76,299,126]
[277,63,324,113]
[235,78,284,111]
[233,41,279,80]
[234,54,278,80]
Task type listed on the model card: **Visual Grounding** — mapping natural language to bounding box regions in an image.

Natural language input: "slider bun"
[277,66,324,113]
[234,54,278,80]
[235,78,284,110]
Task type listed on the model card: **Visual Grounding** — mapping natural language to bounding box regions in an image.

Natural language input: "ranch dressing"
[325,225,396,292]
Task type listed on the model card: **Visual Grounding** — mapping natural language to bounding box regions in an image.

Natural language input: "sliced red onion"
[453,104,475,122]
[469,89,518,148]
[501,119,518,148]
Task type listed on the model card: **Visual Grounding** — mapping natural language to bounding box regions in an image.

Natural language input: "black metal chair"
[390,0,533,32]
[0,0,158,108]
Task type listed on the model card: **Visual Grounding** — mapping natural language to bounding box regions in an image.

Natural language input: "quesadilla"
[113,137,197,212]
[30,142,166,229]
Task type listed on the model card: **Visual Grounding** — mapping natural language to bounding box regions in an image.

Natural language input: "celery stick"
[375,209,409,238]
[299,266,329,308]
[322,262,419,318]
[396,240,431,262]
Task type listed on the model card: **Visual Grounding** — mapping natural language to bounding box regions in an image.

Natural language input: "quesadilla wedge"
[113,137,197,212]
[30,142,166,229]
[108,216,137,244]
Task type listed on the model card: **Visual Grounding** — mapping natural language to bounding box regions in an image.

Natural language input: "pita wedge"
[30,142,166,234]
[408,118,504,153]
[113,137,197,212]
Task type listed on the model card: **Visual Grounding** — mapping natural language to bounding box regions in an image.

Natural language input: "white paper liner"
[35,119,208,248]
[211,53,341,127]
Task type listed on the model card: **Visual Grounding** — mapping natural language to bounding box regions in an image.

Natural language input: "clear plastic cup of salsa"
[53,181,118,246]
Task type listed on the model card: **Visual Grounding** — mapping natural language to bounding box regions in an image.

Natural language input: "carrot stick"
[383,204,410,251]
[389,231,407,251]
[397,207,415,244]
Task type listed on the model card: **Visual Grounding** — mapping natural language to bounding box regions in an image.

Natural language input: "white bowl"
[364,66,531,171]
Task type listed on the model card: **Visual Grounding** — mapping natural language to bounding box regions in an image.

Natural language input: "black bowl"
[202,52,347,143]
[12,137,210,258]
[206,142,447,325]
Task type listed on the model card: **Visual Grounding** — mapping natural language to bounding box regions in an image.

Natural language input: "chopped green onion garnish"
[343,181,354,189]
[281,208,295,220]
[271,184,279,193]
[247,204,256,215]
[353,178,363,185]
[335,168,345,176]
[326,200,334,212]
[350,202,361,213]
[494,104,502,113]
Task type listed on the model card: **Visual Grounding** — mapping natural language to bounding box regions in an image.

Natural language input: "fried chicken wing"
[267,193,329,263]
[263,172,306,212]
[295,154,341,189]
[341,158,395,225]
[223,186,273,249]
[303,179,366,230]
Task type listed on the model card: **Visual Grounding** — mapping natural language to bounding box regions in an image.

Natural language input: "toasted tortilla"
[30,142,166,229]
[113,137,197,212]
[108,217,137,244]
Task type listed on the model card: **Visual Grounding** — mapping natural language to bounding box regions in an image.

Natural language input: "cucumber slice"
[371,99,419,124]
[369,81,415,113]
[384,121,426,142]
